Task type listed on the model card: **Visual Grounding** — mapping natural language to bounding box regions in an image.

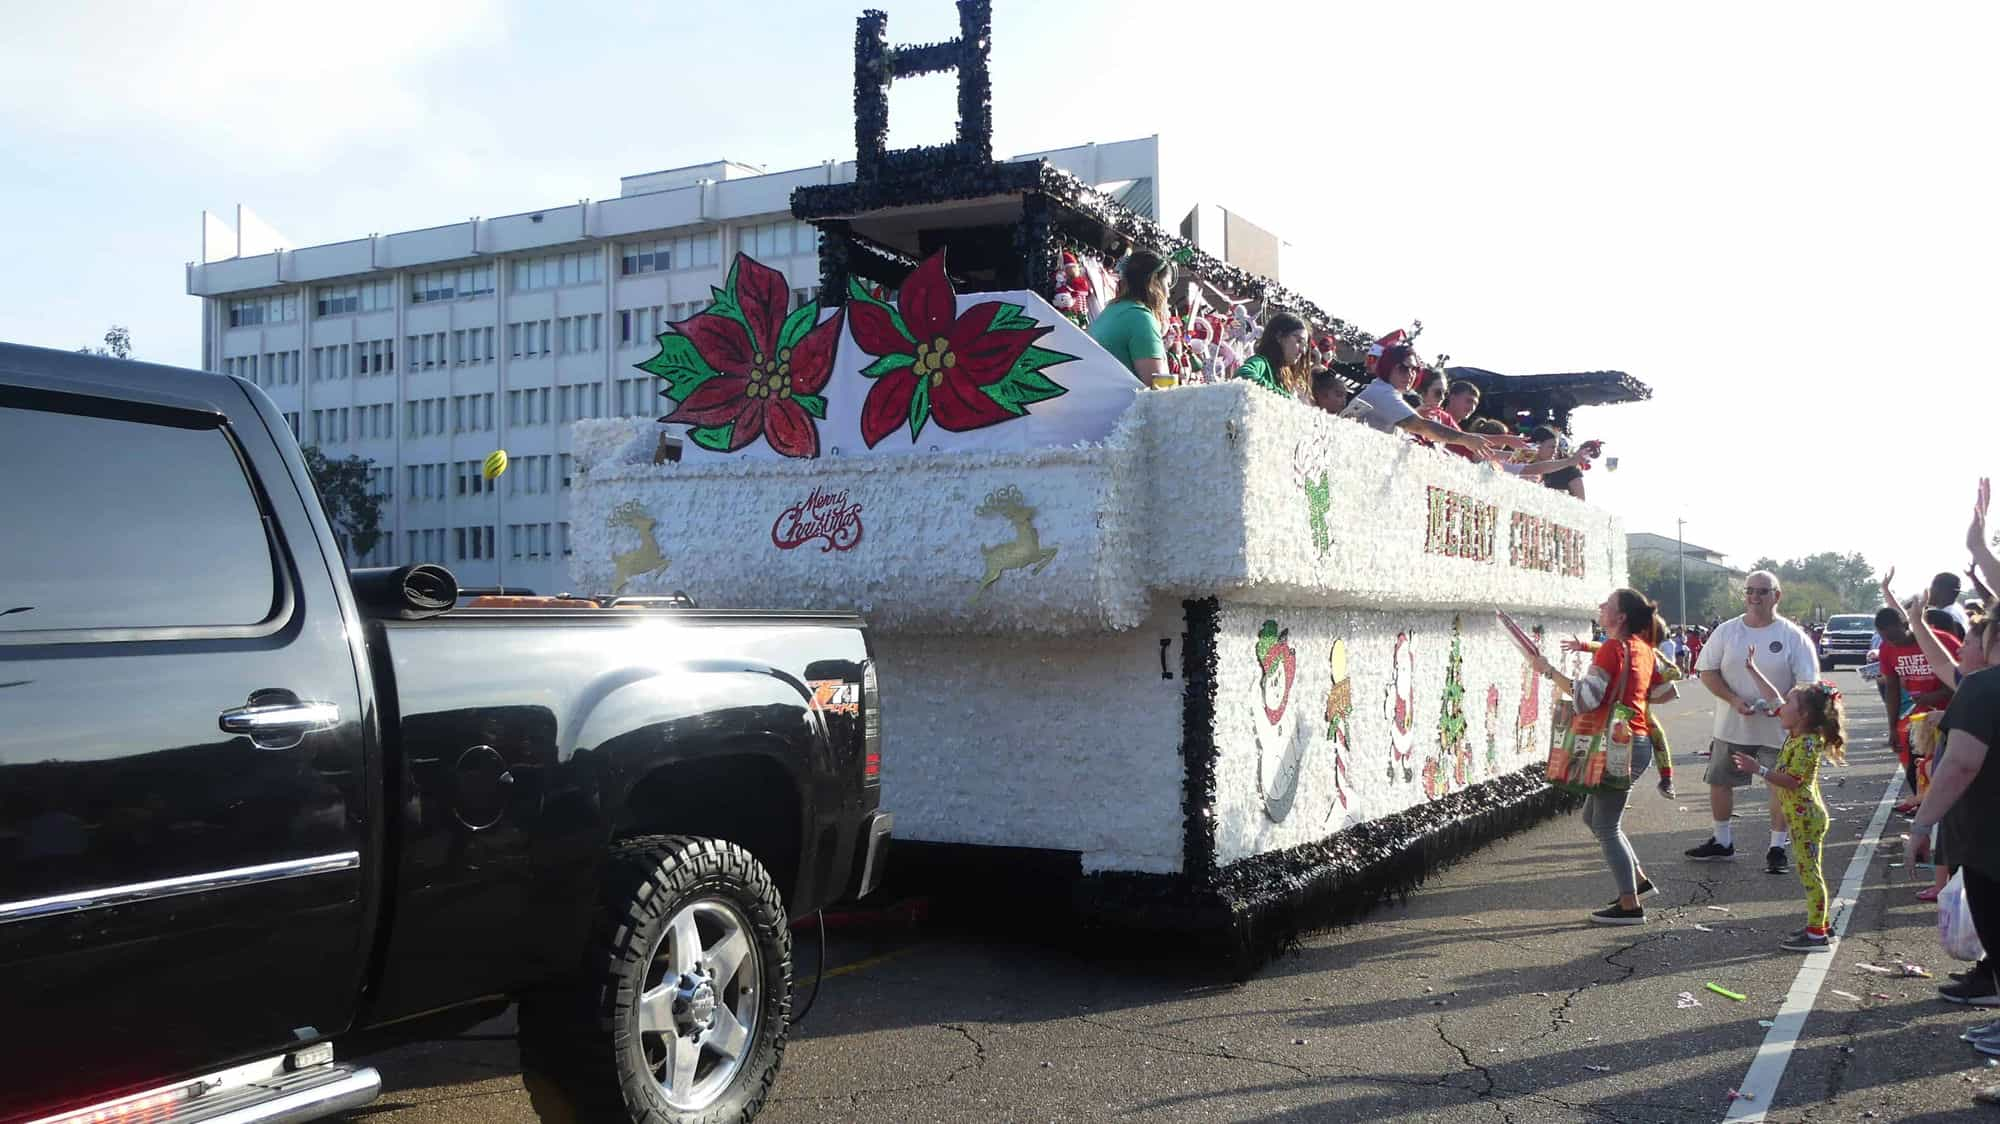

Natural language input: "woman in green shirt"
[1235,312,1310,400]
[1086,250,1172,385]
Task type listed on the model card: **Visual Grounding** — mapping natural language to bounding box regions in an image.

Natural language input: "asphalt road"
[347,666,2000,1122]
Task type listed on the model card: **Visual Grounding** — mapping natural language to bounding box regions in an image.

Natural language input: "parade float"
[567,0,1648,963]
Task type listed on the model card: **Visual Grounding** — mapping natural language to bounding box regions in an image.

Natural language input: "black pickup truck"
[0,343,891,1124]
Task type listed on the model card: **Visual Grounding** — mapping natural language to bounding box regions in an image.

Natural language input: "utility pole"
[1677,517,1688,628]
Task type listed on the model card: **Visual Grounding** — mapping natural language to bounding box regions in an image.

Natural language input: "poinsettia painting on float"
[635,247,1137,462]
[847,249,1075,448]
[638,253,844,458]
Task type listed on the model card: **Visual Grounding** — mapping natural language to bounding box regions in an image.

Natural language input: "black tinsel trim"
[1081,766,1581,976]
[816,219,853,309]
[1179,597,1221,885]
[793,156,1371,347]
[850,0,993,183]
[891,41,960,77]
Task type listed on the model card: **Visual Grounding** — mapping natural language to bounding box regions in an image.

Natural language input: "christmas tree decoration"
[1425,615,1472,799]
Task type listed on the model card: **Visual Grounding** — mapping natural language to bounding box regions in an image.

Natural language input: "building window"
[226,292,298,328]
[620,232,720,276]
[314,279,395,317]
[410,264,495,304]
[510,250,601,292]
[738,220,815,261]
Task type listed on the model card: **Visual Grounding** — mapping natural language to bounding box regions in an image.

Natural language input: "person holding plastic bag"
[1523,589,1667,926]
[1911,662,2000,1006]
[1729,656,1847,952]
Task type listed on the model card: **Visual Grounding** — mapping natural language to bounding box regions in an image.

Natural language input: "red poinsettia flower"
[848,249,1070,448]
[650,253,843,458]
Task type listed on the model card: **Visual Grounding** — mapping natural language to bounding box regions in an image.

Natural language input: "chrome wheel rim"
[636,897,761,1111]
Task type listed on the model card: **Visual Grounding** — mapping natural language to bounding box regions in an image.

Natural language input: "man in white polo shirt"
[1686,570,1820,872]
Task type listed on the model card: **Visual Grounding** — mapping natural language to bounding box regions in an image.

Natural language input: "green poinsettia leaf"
[794,393,827,420]
[706,260,750,339]
[861,352,916,379]
[980,345,1074,415]
[777,302,820,354]
[848,277,913,342]
[986,302,1042,333]
[688,423,735,452]
[636,334,721,401]
[907,374,930,441]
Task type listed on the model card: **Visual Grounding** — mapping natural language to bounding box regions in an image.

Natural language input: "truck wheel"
[520,835,791,1124]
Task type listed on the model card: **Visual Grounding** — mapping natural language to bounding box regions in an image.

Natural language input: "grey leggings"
[1581,736,1656,899]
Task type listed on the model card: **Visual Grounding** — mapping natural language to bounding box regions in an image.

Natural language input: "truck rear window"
[0,405,278,633]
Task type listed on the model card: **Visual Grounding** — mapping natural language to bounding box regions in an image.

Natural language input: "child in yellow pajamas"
[1733,649,1848,952]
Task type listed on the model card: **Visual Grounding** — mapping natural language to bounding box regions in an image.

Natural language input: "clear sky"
[2,1,1992,592]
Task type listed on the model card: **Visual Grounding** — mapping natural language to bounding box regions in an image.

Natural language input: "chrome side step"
[29,1062,380,1124]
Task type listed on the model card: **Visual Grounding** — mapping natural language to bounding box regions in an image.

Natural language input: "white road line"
[1721,766,1905,1122]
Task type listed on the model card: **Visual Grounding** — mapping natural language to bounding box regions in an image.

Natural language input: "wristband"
[1758,765,1770,779]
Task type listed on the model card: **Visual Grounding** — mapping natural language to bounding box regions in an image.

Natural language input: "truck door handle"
[219,701,341,750]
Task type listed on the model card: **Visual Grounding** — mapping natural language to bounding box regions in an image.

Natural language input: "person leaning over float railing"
[1338,330,1494,457]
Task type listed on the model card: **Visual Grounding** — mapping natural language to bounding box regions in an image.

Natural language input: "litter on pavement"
[1691,924,1714,932]
[1706,983,1748,1002]
[1584,1065,1612,1073]
[1830,989,1864,1002]
[1677,992,1702,1009]
[1726,1089,1756,1102]
[1705,906,1732,913]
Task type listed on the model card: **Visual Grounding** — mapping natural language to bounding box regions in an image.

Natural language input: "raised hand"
[1971,478,1991,555]
[1560,637,1591,654]
[1880,566,1896,601]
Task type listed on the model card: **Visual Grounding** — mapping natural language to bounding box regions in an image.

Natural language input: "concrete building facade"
[187,137,1164,593]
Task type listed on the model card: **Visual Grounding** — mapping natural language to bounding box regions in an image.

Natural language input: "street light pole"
[1677,517,1688,628]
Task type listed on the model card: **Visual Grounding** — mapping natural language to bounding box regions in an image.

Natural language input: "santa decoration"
[1050,251,1093,328]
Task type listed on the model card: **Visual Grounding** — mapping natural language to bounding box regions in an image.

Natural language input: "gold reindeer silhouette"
[973,485,1058,600]
[608,500,669,594]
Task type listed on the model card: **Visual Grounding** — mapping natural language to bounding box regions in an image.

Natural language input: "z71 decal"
[808,679,861,717]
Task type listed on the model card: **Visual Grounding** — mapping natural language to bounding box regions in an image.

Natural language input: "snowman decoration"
[1253,620,1305,822]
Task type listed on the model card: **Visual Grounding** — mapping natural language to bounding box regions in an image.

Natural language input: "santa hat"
[1365,329,1412,378]
[1060,250,1079,267]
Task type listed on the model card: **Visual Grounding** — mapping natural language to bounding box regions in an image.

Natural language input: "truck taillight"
[862,659,880,785]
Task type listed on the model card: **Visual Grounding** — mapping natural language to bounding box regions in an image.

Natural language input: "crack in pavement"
[769,1020,990,1112]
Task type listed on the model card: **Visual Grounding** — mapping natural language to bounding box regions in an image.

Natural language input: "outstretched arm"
[1970,479,2000,600]
[1741,647,1781,706]
[1910,607,1964,691]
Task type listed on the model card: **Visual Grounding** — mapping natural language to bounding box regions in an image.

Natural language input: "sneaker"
[1975,1036,2000,1058]
[1590,904,1646,926]
[1940,970,2000,1006]
[1766,846,1790,874]
[1960,1022,2000,1042]
[1686,838,1736,862]
[1605,878,1659,907]
[1957,962,1990,985]
[1780,931,1832,953]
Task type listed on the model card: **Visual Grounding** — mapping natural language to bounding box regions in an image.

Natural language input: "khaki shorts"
[1703,740,1780,787]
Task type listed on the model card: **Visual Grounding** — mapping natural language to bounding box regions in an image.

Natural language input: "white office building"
[187,137,1166,594]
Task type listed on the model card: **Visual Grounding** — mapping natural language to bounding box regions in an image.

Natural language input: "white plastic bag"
[1940,870,1987,962]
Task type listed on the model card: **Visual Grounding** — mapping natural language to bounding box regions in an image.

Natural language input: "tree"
[302,447,385,561]
[77,326,132,359]
[1746,551,1879,623]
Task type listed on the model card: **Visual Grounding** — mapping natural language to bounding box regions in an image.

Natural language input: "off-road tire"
[519,835,792,1124]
